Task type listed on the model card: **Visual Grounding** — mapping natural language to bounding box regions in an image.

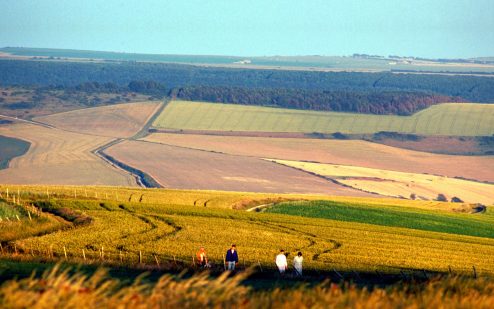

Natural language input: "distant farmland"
[272,159,494,204]
[153,101,494,136]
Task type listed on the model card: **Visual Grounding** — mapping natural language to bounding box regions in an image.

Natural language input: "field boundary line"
[0,114,55,129]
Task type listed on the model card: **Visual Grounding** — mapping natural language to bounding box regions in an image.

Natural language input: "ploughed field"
[105,140,374,196]
[1,185,494,276]
[153,101,494,136]
[143,133,494,183]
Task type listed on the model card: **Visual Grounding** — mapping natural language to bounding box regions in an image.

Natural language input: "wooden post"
[119,250,123,263]
[139,250,142,264]
[0,243,3,254]
[14,244,17,255]
[63,246,67,260]
[74,190,77,198]
[82,249,86,261]
[105,193,108,199]
[95,192,98,198]
[192,255,195,267]
[173,255,177,267]
[223,254,226,270]
[154,255,160,268]
[257,260,263,272]
[28,211,32,221]
[101,246,104,260]
[448,265,453,275]
[473,266,477,279]
[6,188,8,199]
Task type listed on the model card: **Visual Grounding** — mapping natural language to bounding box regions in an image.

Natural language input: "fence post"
[63,246,67,260]
[473,266,477,279]
[154,255,160,268]
[139,250,142,264]
[82,249,86,261]
[257,260,263,272]
[120,250,123,263]
[448,265,453,276]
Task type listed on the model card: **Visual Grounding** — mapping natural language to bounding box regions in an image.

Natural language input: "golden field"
[273,159,494,204]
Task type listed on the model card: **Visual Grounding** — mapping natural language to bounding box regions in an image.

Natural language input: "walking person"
[196,246,209,268]
[293,251,303,276]
[275,249,288,275]
[225,244,238,271]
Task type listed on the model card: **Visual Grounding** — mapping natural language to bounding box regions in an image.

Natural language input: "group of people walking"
[196,244,304,276]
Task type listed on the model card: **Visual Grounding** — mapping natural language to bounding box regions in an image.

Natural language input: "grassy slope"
[265,200,494,239]
[2,185,494,275]
[0,135,30,169]
[153,101,494,136]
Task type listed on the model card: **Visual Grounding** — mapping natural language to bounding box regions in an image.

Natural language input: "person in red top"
[196,246,209,268]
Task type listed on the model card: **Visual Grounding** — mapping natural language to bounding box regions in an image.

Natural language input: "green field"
[2,186,494,276]
[153,101,494,136]
[0,135,30,169]
[265,200,494,239]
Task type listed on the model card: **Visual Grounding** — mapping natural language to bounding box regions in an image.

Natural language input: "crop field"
[0,123,135,185]
[35,101,161,138]
[143,133,494,183]
[0,135,30,169]
[153,101,494,136]
[1,185,494,276]
[273,160,494,204]
[104,140,372,196]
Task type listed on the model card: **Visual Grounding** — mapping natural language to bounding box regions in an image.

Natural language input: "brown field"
[143,133,494,183]
[273,160,494,204]
[35,102,161,138]
[105,140,376,196]
[0,123,136,185]
[372,135,489,155]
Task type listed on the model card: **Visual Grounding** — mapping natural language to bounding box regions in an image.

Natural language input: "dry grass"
[0,123,136,185]
[273,160,494,204]
[143,133,494,183]
[35,101,161,138]
[1,265,494,308]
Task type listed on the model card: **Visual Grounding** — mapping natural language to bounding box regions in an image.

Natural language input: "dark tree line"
[1,59,493,115]
[171,86,463,115]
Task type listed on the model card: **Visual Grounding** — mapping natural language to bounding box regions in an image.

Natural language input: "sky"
[1,0,493,58]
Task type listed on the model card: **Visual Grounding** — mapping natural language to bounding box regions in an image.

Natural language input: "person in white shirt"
[293,251,303,276]
[275,249,288,274]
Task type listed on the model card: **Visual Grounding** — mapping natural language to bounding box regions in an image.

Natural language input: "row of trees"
[170,86,462,115]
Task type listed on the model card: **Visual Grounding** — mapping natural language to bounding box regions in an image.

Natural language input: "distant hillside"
[1,58,494,115]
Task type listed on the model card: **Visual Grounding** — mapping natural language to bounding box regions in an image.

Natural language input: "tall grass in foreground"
[1,266,493,308]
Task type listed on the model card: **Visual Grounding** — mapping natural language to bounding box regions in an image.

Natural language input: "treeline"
[171,86,463,115]
[1,60,494,102]
[1,60,494,115]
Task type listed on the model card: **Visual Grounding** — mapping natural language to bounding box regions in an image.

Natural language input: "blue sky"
[1,0,493,58]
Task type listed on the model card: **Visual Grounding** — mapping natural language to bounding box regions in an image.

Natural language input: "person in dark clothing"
[225,244,239,270]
